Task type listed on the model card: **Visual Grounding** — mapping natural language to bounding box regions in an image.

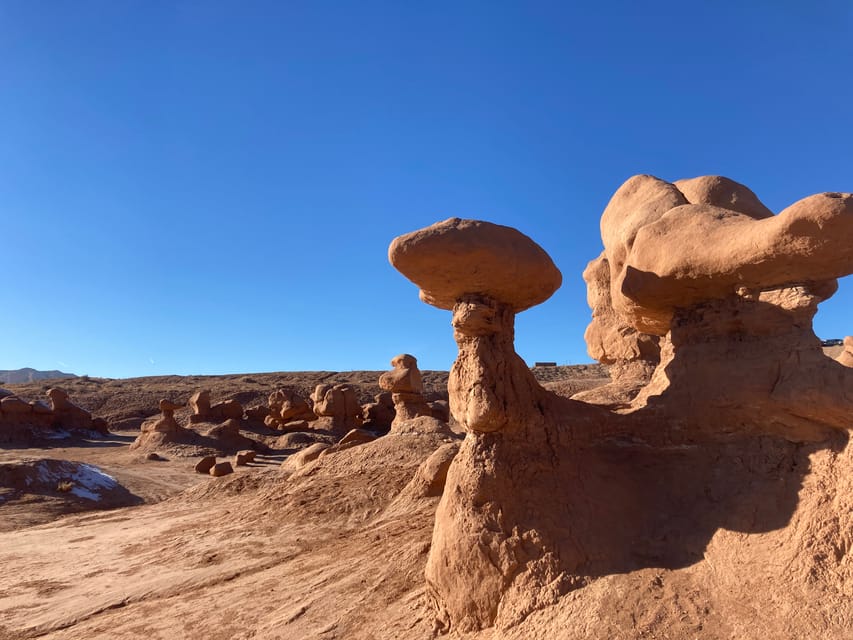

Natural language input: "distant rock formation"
[361,391,395,431]
[378,354,434,430]
[0,387,106,442]
[837,336,853,367]
[310,383,363,435]
[264,388,316,431]
[188,390,244,424]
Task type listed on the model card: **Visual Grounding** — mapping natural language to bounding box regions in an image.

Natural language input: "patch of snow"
[41,429,72,440]
[31,460,118,501]
[70,485,101,500]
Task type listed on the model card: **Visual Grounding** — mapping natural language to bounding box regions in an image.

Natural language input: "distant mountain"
[0,368,77,384]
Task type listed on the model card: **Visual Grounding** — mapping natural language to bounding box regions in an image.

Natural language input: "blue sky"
[2,1,851,378]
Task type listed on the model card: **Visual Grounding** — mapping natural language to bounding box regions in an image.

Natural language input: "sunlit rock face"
[388,188,853,635]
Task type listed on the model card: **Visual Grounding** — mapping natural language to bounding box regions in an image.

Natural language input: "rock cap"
[389,218,562,312]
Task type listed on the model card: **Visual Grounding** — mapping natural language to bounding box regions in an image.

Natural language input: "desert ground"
[0,365,608,640]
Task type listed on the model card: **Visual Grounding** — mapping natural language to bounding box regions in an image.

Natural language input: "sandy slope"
[0,433,449,640]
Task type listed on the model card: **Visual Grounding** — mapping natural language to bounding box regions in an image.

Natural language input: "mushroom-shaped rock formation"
[378,354,434,430]
[131,399,193,450]
[140,399,183,434]
[596,175,853,440]
[390,218,610,630]
[390,218,562,434]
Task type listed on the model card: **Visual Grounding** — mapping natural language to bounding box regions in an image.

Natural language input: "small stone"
[194,455,217,474]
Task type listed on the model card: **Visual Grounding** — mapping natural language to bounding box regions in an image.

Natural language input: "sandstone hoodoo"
[131,398,192,450]
[378,354,433,430]
[390,217,598,630]
[596,175,853,441]
[390,202,853,636]
[390,217,564,434]
[573,253,660,407]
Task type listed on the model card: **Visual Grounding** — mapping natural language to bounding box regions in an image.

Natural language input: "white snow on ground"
[68,464,117,500]
[32,461,118,501]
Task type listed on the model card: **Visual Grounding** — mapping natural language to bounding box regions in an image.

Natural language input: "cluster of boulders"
[0,387,108,440]
[132,391,255,452]
[263,388,317,430]
[188,390,244,423]
[193,449,256,477]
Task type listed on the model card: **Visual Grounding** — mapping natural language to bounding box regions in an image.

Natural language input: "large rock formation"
[0,387,107,441]
[391,218,599,630]
[378,354,434,430]
[310,383,362,435]
[264,388,316,431]
[188,390,244,424]
[597,176,853,441]
[48,388,106,433]
[390,202,853,635]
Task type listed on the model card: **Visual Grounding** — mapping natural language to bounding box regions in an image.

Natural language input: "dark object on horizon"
[821,339,844,347]
[533,362,557,367]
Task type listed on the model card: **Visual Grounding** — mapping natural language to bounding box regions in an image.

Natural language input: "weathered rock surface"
[574,253,659,406]
[379,354,434,430]
[48,387,103,432]
[265,388,316,430]
[194,455,217,474]
[390,206,853,635]
[209,461,234,477]
[0,387,107,439]
[281,442,330,472]
[361,391,395,431]
[311,383,362,435]
[189,390,244,423]
[593,176,853,440]
[837,336,853,367]
[234,450,256,466]
[389,217,561,312]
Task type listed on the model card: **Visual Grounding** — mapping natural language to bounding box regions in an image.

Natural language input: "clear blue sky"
[2,1,852,378]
